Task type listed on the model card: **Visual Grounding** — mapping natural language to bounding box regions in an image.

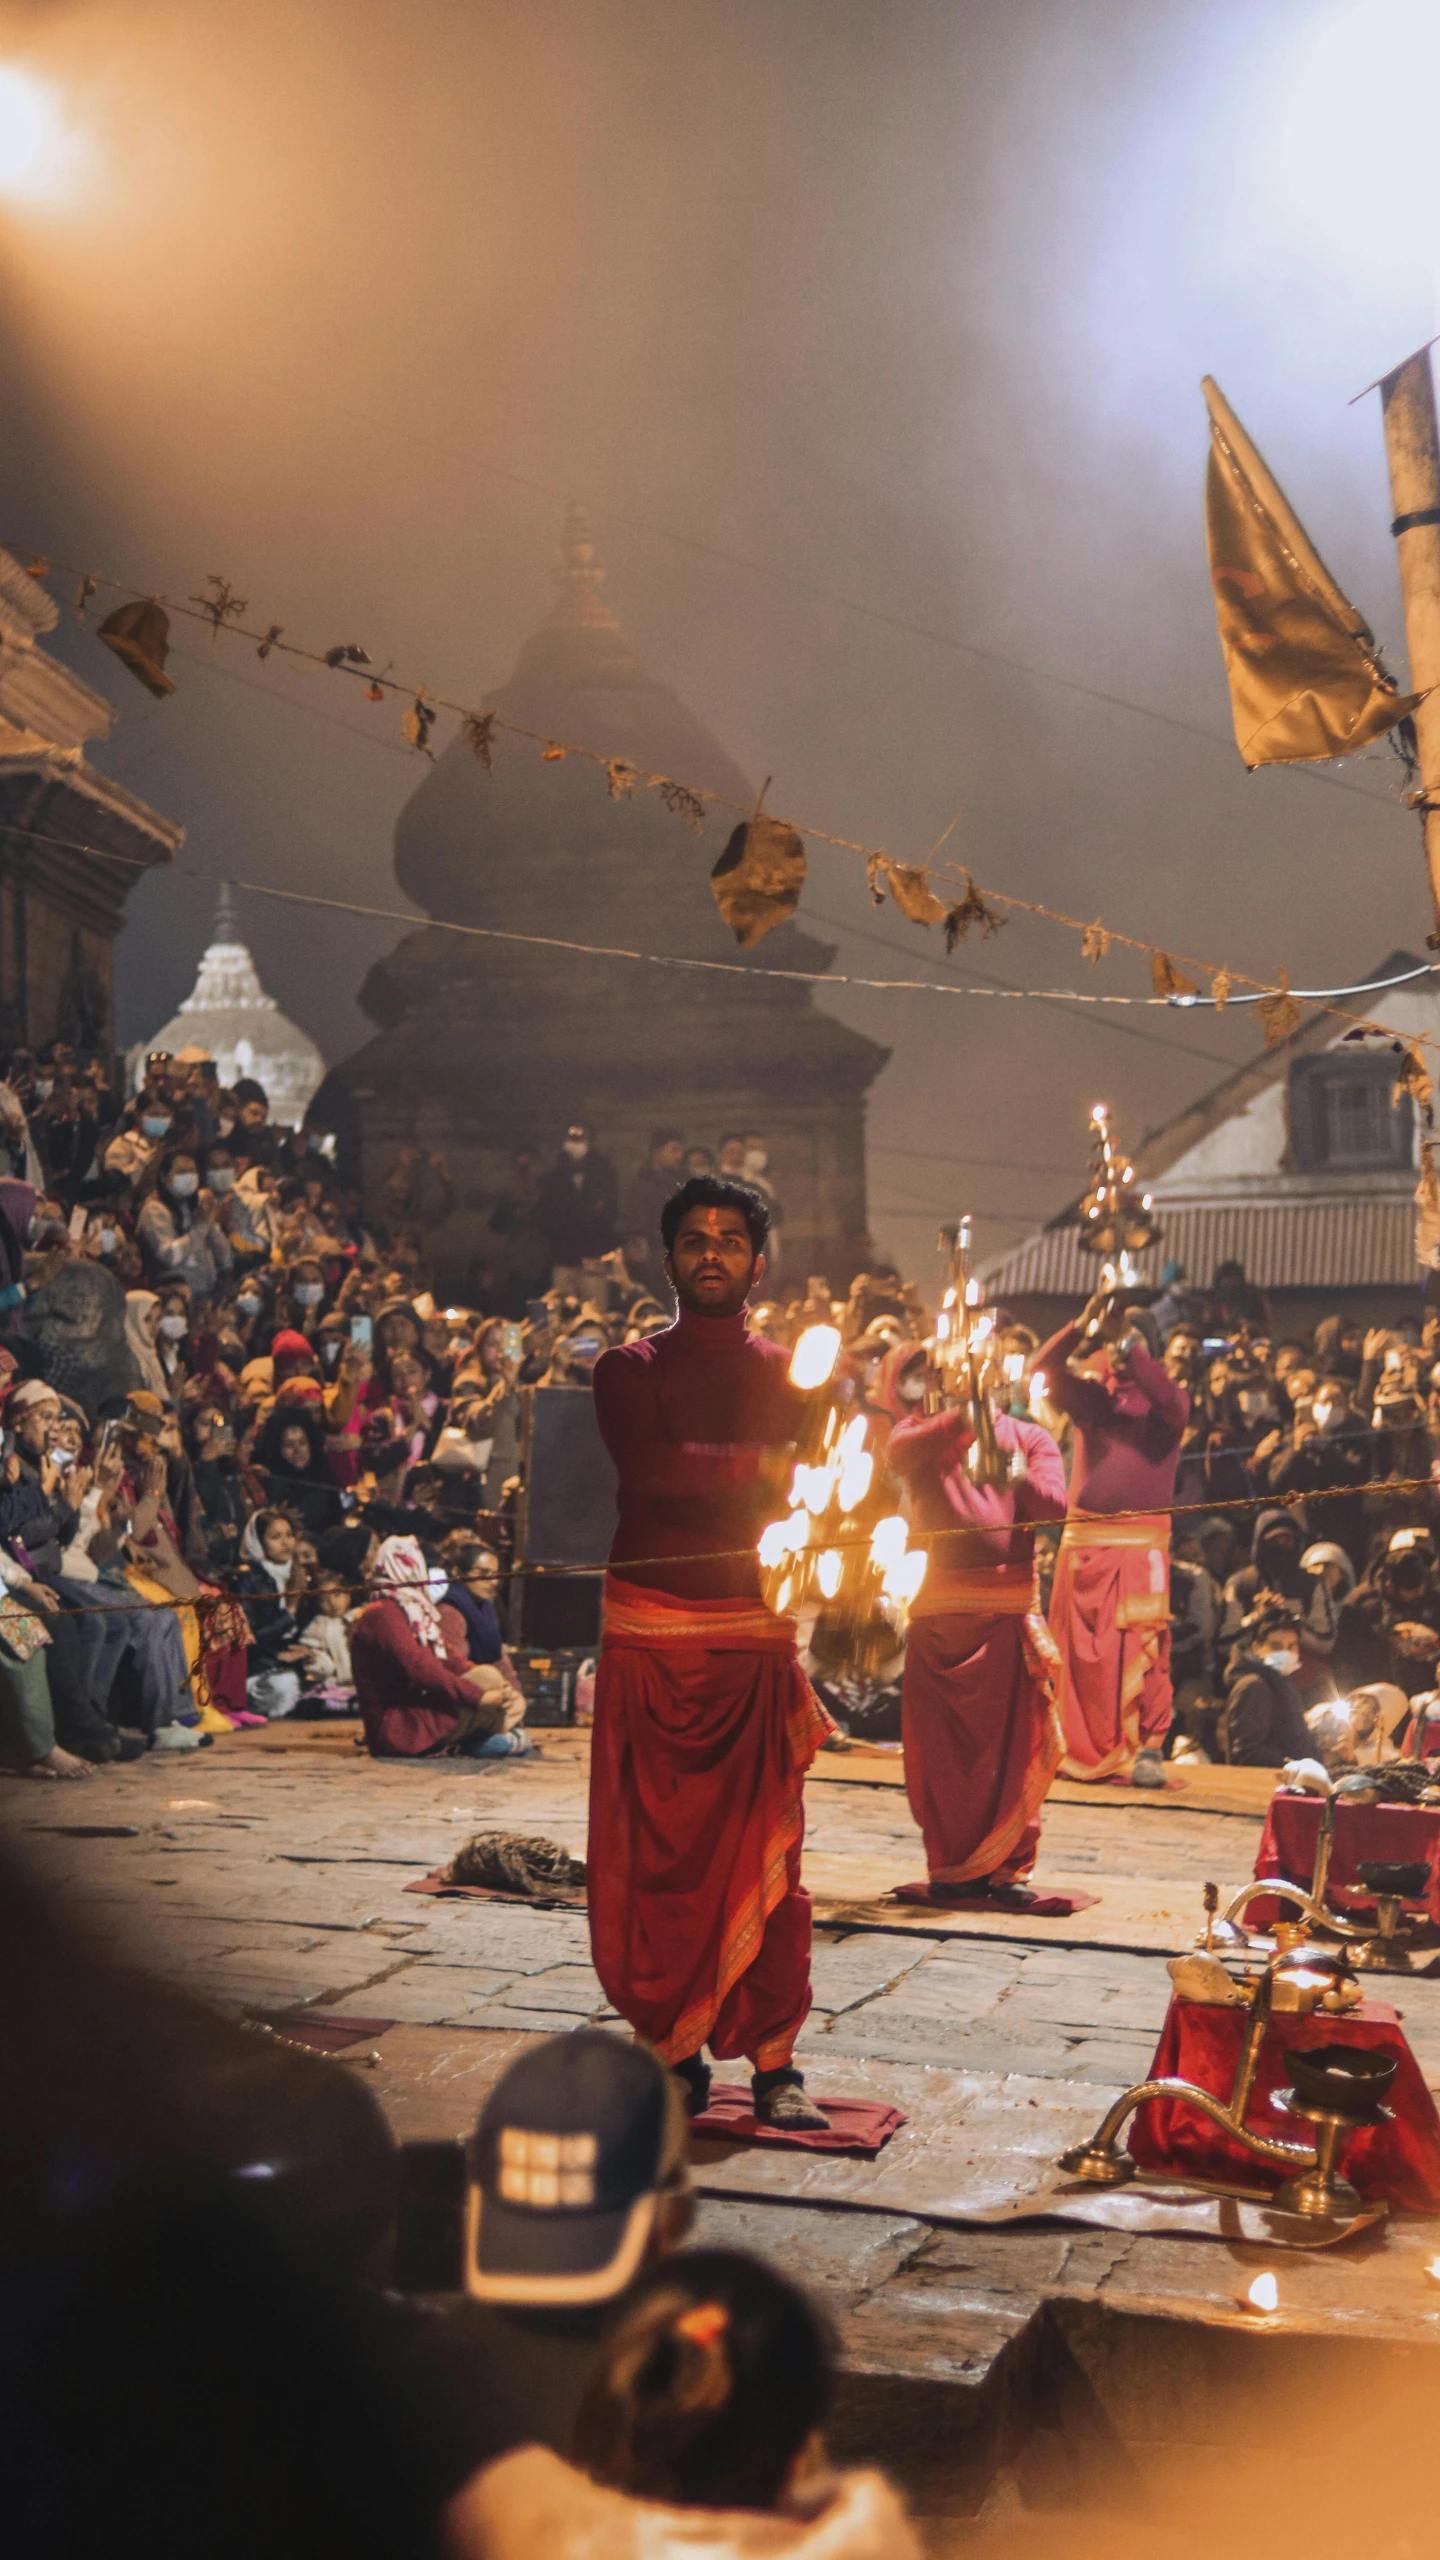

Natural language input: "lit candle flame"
[1244,2272,1279,2314]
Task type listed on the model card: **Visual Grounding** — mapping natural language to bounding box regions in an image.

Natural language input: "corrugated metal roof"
[981,1196,1419,1298]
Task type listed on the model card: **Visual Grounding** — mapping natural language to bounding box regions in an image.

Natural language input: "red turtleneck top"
[592,1308,806,1600]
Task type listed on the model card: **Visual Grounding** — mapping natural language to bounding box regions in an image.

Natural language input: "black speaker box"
[515,1385,616,1645]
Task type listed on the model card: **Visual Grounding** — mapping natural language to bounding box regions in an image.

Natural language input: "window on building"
[1289,1054,1414,1172]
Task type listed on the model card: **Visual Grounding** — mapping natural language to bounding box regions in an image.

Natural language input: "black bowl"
[1356,1860,1430,1900]
[1285,2043,1398,2118]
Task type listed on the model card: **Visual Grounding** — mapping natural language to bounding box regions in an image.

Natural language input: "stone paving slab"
[13,1718,1440,2498]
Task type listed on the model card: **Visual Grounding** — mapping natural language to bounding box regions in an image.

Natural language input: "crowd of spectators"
[5,1032,1438,1785]
[0,1049,901,1784]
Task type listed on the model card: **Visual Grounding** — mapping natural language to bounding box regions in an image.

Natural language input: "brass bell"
[98,599,176,699]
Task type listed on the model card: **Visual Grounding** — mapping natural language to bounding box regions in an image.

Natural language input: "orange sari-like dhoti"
[1050,1514,1173,1782]
[902,1561,1063,1886]
[588,1577,834,2068]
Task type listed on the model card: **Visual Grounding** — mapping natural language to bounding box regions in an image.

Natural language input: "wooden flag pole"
[1380,344,1440,944]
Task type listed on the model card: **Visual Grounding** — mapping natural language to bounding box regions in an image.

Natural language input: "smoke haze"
[0,0,1429,1273]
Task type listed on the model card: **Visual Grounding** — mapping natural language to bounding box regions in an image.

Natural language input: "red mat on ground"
[1249,1791,1440,1931]
[1126,1994,1440,2211]
[403,1866,587,1908]
[273,2013,397,2052]
[689,2083,905,2153]
[889,1879,1100,1916]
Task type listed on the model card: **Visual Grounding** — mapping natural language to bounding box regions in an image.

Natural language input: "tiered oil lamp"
[756,1323,927,1635]
[930,1215,1021,1489]
[1076,1103,1160,1283]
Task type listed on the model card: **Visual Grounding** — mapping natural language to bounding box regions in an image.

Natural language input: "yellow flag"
[1203,377,1416,767]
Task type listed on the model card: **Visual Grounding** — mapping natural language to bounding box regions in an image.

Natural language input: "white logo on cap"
[497,2127,598,2208]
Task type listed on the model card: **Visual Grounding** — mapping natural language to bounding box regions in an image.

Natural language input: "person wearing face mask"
[536,1121,618,1293]
[153,1290,194,1391]
[279,1257,329,1338]
[741,1131,783,1272]
[1216,1599,1313,1766]
[1336,1527,1440,1699]
[104,1098,173,1187]
[1220,1507,1337,1689]
[1261,1376,1372,1575]
[135,1152,231,1304]
[1037,1287,1189,1785]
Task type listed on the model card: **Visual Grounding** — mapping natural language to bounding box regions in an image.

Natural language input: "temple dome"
[129,885,324,1127]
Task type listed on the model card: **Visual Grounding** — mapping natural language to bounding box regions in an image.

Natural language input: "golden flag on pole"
[1203,376,1417,767]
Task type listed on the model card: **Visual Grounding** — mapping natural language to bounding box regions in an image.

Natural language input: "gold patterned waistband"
[1059,1515,1171,1554]
[909,1563,1038,1621]
[601,1575,797,1652]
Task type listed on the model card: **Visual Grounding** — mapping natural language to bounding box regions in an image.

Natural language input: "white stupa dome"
[128,884,324,1128]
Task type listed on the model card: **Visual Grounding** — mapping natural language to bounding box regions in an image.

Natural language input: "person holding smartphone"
[450,1320,523,1508]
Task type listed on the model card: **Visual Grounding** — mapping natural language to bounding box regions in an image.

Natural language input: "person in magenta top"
[1036,1289,1190,1784]
[888,1391,1067,1896]
[589,1176,833,2131]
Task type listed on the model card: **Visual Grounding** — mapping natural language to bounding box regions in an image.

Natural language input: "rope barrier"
[23,1468,1440,1622]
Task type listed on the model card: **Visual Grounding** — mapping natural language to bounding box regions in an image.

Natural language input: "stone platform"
[8,1728,1440,2534]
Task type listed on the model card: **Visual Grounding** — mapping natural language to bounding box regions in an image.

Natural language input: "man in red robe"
[888,1384,1067,1897]
[589,1176,833,2128]
[1037,1290,1189,1785]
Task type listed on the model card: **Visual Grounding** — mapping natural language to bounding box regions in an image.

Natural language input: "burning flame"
[1244,2272,1279,2314]
[789,1325,842,1391]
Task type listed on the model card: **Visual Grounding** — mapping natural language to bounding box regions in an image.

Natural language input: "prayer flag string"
[8,542,1439,1072]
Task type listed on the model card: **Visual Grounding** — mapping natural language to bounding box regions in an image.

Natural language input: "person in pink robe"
[887,1398,1067,1894]
[1036,1293,1189,1784]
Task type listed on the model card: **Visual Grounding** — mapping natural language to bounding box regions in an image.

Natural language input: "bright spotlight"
[0,67,74,201]
[1270,3,1440,285]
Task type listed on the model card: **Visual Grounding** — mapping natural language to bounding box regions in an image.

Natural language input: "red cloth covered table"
[1249,1789,1440,1932]
[1126,1994,1440,2210]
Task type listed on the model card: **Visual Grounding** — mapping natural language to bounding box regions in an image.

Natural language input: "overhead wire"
[10,542,1436,1064]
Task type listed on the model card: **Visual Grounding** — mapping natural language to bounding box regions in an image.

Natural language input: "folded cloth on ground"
[446,1830,588,1894]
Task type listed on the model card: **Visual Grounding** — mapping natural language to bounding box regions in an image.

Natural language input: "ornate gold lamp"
[756,1324,927,1644]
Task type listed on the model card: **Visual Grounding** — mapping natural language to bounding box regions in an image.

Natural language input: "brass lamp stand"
[1200,1794,1369,1950]
[1058,1940,1386,2231]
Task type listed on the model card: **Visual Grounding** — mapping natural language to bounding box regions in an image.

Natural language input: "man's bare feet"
[26,1745,90,1781]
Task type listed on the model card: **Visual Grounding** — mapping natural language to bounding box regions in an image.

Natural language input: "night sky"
[0,0,1432,1281]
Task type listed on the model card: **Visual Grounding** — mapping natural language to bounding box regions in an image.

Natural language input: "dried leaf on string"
[97,599,176,700]
[324,642,372,669]
[1081,919,1112,969]
[1257,968,1302,1048]
[463,712,495,769]
[710,813,806,949]
[881,859,947,927]
[1417,1144,1440,1271]
[866,853,887,908]
[1394,1042,1435,1113]
[74,573,97,623]
[657,778,705,831]
[191,576,247,636]
[1151,950,1198,998]
[1210,967,1233,1012]
[365,680,386,703]
[256,624,283,662]
[604,758,639,800]
[24,556,48,580]
[942,873,1006,951]
[400,693,436,757]
[542,744,567,763]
